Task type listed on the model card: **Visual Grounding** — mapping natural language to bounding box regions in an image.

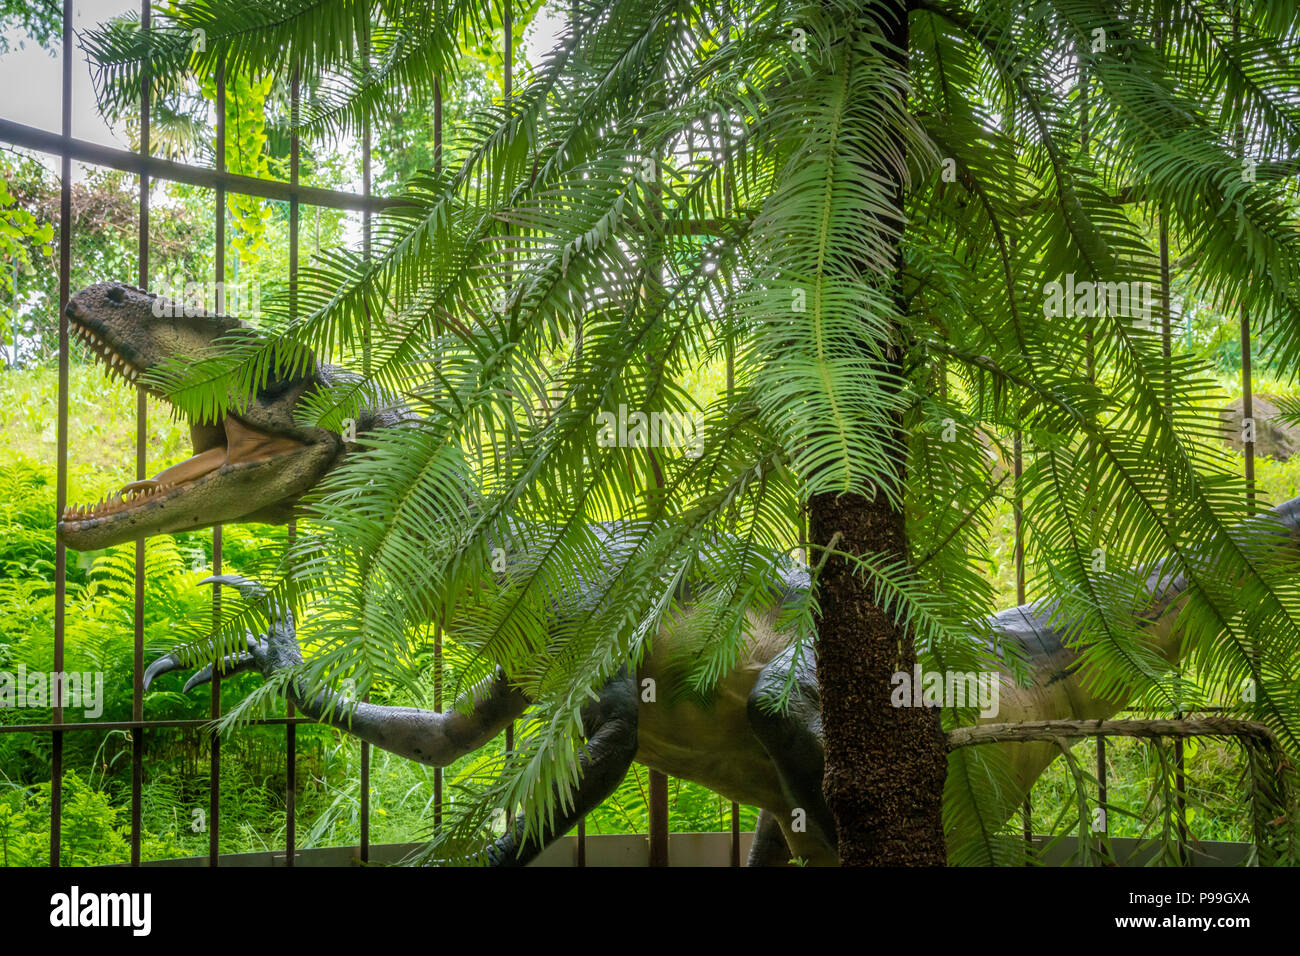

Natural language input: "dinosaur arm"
[145,575,530,768]
[486,671,638,865]
[290,669,529,767]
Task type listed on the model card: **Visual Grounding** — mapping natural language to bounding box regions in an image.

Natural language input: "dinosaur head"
[57,282,343,550]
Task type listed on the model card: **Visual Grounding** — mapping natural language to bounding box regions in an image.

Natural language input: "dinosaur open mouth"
[59,315,308,526]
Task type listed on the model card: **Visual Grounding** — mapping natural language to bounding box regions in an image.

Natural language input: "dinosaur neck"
[982,494,1300,817]
[315,363,415,457]
[996,493,1300,726]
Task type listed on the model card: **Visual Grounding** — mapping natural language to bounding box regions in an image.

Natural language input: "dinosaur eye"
[106,286,126,304]
[257,374,298,400]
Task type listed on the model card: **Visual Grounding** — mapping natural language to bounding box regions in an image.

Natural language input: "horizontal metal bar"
[0,716,318,734]
[0,118,410,213]
[1,706,1226,737]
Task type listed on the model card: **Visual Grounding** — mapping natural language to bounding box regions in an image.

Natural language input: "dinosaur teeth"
[70,321,141,384]
[118,479,158,499]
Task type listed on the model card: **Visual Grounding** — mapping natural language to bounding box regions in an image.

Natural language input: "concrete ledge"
[133,832,754,867]
[132,832,1251,866]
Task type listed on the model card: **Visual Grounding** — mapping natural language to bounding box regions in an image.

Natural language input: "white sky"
[0,1,570,277]
[0,1,567,186]
[0,0,137,178]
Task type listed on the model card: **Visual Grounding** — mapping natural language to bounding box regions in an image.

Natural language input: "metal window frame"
[3,0,1253,870]
[2,0,731,870]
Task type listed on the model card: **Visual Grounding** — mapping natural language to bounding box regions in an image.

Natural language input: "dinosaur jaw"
[57,301,339,551]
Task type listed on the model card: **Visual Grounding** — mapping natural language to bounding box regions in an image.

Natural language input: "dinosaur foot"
[143,574,301,693]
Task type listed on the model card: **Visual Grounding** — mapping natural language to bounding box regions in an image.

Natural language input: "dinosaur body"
[638,608,794,810]
[58,282,1298,865]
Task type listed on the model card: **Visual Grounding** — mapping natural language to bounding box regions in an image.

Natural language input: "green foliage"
[0,153,214,367]
[0,363,746,863]
[199,70,278,258]
[0,771,188,867]
[0,174,54,365]
[82,0,548,142]
[75,0,1300,866]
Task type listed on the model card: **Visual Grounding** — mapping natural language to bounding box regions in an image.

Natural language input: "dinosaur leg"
[747,646,839,865]
[747,809,793,866]
[145,575,528,767]
[487,671,638,867]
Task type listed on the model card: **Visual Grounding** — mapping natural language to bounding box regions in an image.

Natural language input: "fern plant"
[81,0,1300,865]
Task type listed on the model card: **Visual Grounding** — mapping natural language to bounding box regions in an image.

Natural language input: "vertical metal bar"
[209,56,226,867]
[722,123,735,404]
[1156,4,1171,407]
[730,802,740,867]
[131,0,152,868]
[1077,43,1094,382]
[722,104,739,869]
[285,520,297,867]
[648,770,669,866]
[1232,7,1254,513]
[431,64,444,838]
[1014,431,1029,856]
[565,0,588,868]
[1096,735,1107,857]
[1022,794,1032,854]
[1151,13,1187,867]
[1012,437,1025,607]
[645,110,670,866]
[359,18,372,864]
[50,0,73,869]
[433,623,443,831]
[1160,208,1171,402]
[1154,3,1179,378]
[502,0,515,764]
[504,0,512,102]
[285,64,300,868]
[285,534,296,867]
[1240,326,1255,509]
[1174,714,1187,860]
[209,523,222,863]
[574,281,585,866]
[433,80,442,175]
[724,125,738,861]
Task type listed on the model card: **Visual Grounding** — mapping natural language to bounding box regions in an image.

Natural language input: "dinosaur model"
[56,281,1300,865]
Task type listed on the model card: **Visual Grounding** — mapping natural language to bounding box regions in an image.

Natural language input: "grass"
[0,363,192,502]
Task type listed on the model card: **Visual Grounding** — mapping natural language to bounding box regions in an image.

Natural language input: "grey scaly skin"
[58,281,1300,866]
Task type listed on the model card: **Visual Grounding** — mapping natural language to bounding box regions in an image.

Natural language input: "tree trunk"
[812,0,949,866]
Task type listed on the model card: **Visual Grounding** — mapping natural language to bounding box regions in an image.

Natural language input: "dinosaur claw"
[143,653,181,692]
[199,574,268,601]
[182,665,215,694]
[181,651,259,692]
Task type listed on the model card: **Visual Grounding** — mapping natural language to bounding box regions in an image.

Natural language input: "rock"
[1219,394,1300,460]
